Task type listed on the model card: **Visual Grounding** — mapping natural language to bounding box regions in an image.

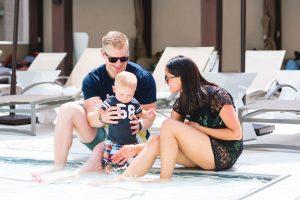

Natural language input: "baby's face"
[115,85,136,103]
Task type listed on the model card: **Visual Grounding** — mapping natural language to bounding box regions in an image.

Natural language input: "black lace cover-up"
[173,85,243,170]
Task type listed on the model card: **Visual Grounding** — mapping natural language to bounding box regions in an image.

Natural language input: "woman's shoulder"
[205,84,230,97]
[205,84,235,112]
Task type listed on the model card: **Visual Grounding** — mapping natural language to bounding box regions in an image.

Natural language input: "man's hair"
[114,71,137,89]
[102,31,129,52]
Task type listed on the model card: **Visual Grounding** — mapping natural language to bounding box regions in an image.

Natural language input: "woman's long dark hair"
[166,55,215,116]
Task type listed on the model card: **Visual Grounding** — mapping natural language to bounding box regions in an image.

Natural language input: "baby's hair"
[114,71,137,89]
[102,31,129,52]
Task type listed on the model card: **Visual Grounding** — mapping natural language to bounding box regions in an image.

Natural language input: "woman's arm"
[186,105,242,141]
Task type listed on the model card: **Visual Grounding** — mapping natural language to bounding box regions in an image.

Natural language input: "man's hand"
[100,106,122,124]
[144,108,156,121]
[130,115,140,134]
[111,144,137,165]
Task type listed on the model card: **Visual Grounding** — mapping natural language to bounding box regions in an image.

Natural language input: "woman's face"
[165,69,182,93]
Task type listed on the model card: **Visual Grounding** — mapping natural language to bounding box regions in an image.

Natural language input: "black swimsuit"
[173,85,243,171]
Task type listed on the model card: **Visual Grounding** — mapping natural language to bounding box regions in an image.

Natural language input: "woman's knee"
[147,135,160,155]
[160,118,178,137]
[161,118,176,131]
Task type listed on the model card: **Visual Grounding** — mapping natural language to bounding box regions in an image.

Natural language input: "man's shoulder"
[126,62,151,78]
[88,64,106,76]
[83,64,106,83]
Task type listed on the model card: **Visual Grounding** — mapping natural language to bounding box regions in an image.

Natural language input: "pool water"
[0,156,282,200]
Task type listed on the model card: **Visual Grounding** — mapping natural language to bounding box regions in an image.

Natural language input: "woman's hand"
[111,145,137,165]
[184,121,201,130]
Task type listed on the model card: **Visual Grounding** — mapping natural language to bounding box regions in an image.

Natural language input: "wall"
[282,0,300,58]
[43,0,52,52]
[152,0,201,54]
[222,0,241,72]
[42,1,300,71]
[246,0,264,51]
[73,0,135,48]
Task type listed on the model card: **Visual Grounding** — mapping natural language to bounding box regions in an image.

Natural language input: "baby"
[100,71,155,172]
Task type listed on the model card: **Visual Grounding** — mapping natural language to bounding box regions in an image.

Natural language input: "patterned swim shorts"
[102,140,128,169]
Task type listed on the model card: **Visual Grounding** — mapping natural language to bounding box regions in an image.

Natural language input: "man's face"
[102,46,129,79]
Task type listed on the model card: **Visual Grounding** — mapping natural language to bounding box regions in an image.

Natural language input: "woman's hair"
[102,31,129,52]
[166,55,215,115]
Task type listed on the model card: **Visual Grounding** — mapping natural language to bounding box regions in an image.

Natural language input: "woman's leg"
[160,118,215,179]
[122,135,197,177]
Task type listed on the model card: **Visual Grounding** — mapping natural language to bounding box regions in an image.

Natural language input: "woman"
[122,55,243,179]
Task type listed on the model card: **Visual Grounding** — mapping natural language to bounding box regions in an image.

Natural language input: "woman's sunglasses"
[104,52,129,63]
[164,75,177,84]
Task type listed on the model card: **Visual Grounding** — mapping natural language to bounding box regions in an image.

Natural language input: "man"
[34,31,156,178]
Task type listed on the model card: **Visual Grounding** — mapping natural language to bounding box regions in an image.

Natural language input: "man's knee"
[58,102,83,119]
[147,135,160,155]
[59,102,81,113]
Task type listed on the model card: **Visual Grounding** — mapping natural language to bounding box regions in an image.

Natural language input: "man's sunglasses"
[104,52,129,63]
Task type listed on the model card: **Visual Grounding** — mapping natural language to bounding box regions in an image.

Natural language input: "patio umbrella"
[133,0,147,61]
[0,0,31,125]
[262,0,276,50]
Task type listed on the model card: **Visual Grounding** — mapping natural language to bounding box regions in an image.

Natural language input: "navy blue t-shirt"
[82,62,157,104]
[101,96,142,145]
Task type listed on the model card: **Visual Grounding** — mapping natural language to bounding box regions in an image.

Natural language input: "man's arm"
[131,102,157,133]
[84,97,105,128]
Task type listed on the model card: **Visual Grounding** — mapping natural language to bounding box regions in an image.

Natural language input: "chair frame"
[238,100,300,150]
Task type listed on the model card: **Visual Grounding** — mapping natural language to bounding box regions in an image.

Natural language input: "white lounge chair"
[239,70,300,150]
[0,48,104,136]
[0,52,67,95]
[245,50,286,103]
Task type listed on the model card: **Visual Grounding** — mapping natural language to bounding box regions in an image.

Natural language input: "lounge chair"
[245,50,286,103]
[238,70,300,150]
[0,48,104,136]
[0,52,67,95]
[152,47,214,107]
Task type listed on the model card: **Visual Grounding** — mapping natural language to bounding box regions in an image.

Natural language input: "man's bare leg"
[78,142,104,173]
[54,102,98,165]
[32,102,101,181]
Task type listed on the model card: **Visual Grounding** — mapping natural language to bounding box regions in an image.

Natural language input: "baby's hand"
[144,108,156,120]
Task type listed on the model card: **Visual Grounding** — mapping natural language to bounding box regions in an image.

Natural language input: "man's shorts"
[81,128,107,151]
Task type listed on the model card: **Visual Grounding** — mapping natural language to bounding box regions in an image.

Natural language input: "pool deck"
[0,118,300,199]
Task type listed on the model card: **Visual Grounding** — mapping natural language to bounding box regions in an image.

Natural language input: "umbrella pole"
[10,0,19,96]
